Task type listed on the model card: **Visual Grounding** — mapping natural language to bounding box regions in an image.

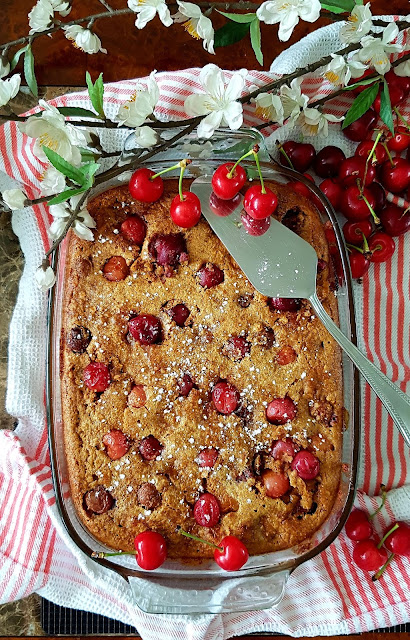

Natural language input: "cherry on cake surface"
[83,362,110,392]
[139,435,163,461]
[193,492,221,527]
[271,438,297,461]
[103,256,129,281]
[276,345,297,365]
[268,297,302,312]
[169,303,190,326]
[212,381,240,415]
[197,447,219,468]
[84,486,114,514]
[262,469,290,498]
[128,314,162,345]
[177,373,194,397]
[102,429,131,460]
[198,263,224,289]
[137,482,162,509]
[128,384,147,408]
[67,325,91,353]
[266,397,297,424]
[120,215,147,245]
[223,336,250,361]
[148,233,187,266]
[291,450,320,480]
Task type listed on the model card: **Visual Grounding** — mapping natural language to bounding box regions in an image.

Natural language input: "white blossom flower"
[184,64,247,139]
[298,107,343,137]
[50,0,71,16]
[358,23,403,75]
[134,126,159,148]
[128,0,173,29]
[19,100,89,164]
[394,58,410,77]
[0,56,10,79]
[182,140,213,158]
[254,92,284,124]
[35,263,56,290]
[28,0,54,33]
[340,3,373,44]
[257,0,321,42]
[279,77,309,123]
[0,74,21,107]
[63,25,107,54]
[116,72,159,127]
[2,188,27,210]
[174,2,214,54]
[323,54,368,86]
[48,194,96,242]
[40,166,66,196]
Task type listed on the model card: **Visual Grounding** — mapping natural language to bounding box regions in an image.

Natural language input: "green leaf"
[57,106,102,119]
[86,71,105,118]
[214,21,250,48]
[342,83,379,129]
[342,77,380,91]
[10,46,28,71]
[218,10,256,23]
[320,0,355,13]
[79,147,98,162]
[79,161,99,187]
[24,45,38,98]
[42,147,85,185]
[379,80,394,135]
[47,187,86,206]
[250,18,263,66]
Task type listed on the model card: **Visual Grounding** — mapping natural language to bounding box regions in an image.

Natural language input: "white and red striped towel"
[1,19,410,640]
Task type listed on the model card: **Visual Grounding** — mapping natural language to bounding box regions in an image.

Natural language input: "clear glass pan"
[46,128,360,615]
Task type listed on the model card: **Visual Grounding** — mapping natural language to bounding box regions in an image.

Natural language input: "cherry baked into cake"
[61,177,343,560]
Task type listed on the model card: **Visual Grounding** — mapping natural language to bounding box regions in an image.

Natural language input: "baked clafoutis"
[61,178,343,559]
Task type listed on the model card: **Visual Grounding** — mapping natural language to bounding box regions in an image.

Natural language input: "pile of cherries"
[279,69,410,280]
[345,488,410,580]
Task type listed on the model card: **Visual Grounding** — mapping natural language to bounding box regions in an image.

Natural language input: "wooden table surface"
[1,0,410,637]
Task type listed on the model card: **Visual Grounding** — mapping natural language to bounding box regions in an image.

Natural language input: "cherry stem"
[177,159,191,201]
[253,149,266,194]
[377,523,399,549]
[364,131,382,185]
[227,145,258,178]
[361,192,380,225]
[176,527,223,552]
[372,553,395,581]
[369,484,387,519]
[360,231,370,254]
[151,160,189,182]
[346,243,364,254]
[91,550,135,558]
[381,142,394,167]
[276,142,294,170]
[393,107,410,132]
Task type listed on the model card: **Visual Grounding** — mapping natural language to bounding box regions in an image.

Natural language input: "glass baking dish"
[46,128,360,615]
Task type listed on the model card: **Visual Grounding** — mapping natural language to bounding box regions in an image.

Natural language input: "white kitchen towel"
[1,17,410,639]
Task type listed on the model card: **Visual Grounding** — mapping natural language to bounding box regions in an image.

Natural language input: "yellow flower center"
[254,105,273,121]
[348,13,358,23]
[324,70,340,85]
[184,18,200,39]
[39,133,58,151]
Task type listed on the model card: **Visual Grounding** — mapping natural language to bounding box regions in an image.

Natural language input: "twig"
[44,189,90,258]
[96,0,114,11]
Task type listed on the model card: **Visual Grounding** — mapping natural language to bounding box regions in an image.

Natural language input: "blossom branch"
[44,189,90,258]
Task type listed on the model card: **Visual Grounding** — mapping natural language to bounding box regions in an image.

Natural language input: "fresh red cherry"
[198,263,224,288]
[368,232,395,263]
[214,536,249,571]
[319,178,343,209]
[338,156,375,187]
[345,509,373,541]
[170,191,201,228]
[103,256,129,281]
[280,141,316,173]
[193,492,221,527]
[241,211,271,236]
[349,249,370,279]
[197,447,219,468]
[386,126,410,153]
[278,141,297,166]
[343,220,373,244]
[368,182,386,213]
[129,314,162,345]
[134,531,167,570]
[271,437,297,460]
[120,215,147,245]
[243,185,278,220]
[355,140,387,165]
[374,85,405,114]
[138,435,163,461]
[212,163,246,200]
[178,373,194,397]
[383,522,410,556]
[275,345,297,365]
[169,303,190,326]
[262,469,290,498]
[385,69,410,95]
[379,204,410,236]
[149,233,187,266]
[348,69,376,95]
[268,297,302,312]
[291,450,320,480]
[102,429,131,460]
[129,167,164,203]
[353,539,388,572]
[313,146,345,178]
[290,180,311,199]
[83,362,110,392]
[266,396,297,425]
[343,109,377,142]
[380,157,410,194]
[339,185,375,221]
[212,381,240,415]
[209,192,241,217]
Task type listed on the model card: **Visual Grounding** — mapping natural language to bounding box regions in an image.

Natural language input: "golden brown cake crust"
[61,178,343,558]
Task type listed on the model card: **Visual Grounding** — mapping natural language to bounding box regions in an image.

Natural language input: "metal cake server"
[191,175,410,448]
